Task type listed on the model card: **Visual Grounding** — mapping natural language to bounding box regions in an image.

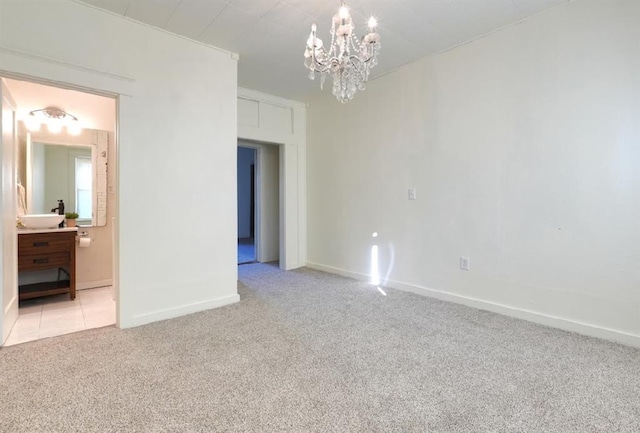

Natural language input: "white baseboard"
[127,294,240,328]
[306,262,640,349]
[2,294,19,344]
[77,279,113,291]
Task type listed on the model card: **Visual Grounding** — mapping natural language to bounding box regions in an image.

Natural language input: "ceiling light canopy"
[27,106,82,136]
[304,1,381,103]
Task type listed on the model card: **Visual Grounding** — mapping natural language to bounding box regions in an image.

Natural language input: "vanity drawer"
[18,232,75,254]
[19,251,70,271]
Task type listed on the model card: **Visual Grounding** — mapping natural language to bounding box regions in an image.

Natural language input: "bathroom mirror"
[20,123,108,227]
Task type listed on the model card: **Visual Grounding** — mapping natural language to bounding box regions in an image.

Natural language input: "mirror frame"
[22,123,108,226]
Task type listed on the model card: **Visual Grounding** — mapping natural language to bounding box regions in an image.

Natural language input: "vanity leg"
[70,274,76,300]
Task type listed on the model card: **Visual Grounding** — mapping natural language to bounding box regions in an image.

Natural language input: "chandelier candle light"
[304,1,381,103]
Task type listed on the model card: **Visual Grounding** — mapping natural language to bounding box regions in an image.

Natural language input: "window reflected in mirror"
[75,155,92,221]
[30,143,93,225]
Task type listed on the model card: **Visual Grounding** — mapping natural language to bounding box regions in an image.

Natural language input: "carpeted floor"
[1,263,639,432]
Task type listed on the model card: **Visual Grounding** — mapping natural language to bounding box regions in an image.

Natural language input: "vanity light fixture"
[27,106,82,136]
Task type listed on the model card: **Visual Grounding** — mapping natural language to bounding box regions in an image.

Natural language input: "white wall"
[237,146,255,239]
[0,0,239,328]
[307,0,640,347]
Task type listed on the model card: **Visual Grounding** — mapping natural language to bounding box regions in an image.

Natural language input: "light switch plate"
[460,256,470,271]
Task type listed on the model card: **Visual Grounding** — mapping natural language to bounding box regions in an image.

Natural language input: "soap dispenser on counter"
[51,199,65,228]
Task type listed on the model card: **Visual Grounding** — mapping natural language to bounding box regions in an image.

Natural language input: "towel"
[17,182,27,216]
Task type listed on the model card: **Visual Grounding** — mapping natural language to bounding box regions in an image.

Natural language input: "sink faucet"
[51,199,65,228]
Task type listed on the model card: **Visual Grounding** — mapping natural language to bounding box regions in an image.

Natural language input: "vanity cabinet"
[18,229,77,301]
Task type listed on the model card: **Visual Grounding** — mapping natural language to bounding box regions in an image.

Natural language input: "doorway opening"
[237,146,256,264]
[1,76,118,346]
[237,141,280,266]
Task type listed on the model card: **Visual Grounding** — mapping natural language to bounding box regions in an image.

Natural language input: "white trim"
[237,141,282,264]
[0,50,136,97]
[237,143,260,260]
[2,294,19,345]
[305,262,640,349]
[77,279,113,291]
[0,46,134,85]
[0,48,134,97]
[237,90,306,271]
[3,293,18,317]
[126,294,240,328]
[238,87,306,108]
[0,80,19,345]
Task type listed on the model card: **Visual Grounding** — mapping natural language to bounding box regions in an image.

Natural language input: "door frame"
[0,69,122,336]
[237,88,307,271]
[238,141,282,265]
[237,145,258,263]
[1,79,19,344]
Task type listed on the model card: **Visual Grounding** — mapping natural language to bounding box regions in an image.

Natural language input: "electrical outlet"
[460,256,470,271]
[408,188,417,200]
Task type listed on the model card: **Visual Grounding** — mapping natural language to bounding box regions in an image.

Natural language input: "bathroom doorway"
[0,76,118,346]
[237,141,280,266]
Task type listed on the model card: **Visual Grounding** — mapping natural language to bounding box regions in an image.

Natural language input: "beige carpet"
[1,263,639,432]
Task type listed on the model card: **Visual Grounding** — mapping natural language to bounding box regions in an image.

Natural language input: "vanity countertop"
[18,227,79,235]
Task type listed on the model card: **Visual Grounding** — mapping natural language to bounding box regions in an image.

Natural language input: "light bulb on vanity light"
[24,115,41,132]
[68,122,82,136]
[47,120,63,134]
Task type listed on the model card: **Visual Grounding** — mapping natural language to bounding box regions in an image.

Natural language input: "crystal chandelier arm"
[304,0,381,102]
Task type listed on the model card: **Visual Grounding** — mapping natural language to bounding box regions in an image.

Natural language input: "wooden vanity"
[18,228,77,301]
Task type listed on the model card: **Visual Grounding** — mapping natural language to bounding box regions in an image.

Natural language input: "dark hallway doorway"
[237,146,256,264]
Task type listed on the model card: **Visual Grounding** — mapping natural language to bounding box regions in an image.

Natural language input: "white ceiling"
[79,0,570,102]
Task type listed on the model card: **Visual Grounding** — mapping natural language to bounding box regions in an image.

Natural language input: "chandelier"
[304,1,381,103]
[26,106,82,135]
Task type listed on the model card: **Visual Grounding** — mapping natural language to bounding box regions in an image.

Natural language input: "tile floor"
[5,286,115,346]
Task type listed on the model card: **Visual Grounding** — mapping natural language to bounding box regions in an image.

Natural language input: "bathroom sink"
[19,214,65,229]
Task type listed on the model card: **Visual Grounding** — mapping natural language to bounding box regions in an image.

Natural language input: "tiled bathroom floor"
[5,286,115,346]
